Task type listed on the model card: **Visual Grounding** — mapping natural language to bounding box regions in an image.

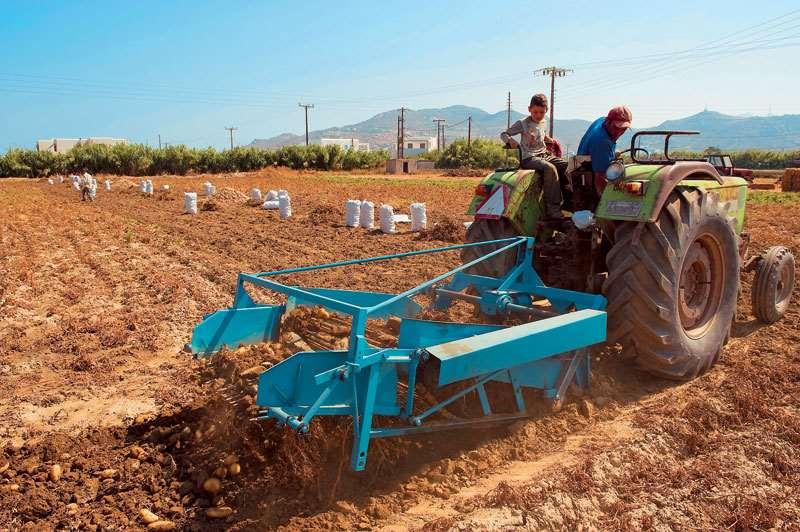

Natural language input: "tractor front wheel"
[751,246,795,324]
[603,189,740,380]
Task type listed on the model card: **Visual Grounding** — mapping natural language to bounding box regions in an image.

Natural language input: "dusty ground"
[0,170,798,530]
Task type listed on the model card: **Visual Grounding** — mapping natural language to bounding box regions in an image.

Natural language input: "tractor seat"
[567,155,592,173]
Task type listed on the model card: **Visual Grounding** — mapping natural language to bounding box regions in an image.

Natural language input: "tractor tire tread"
[603,189,739,380]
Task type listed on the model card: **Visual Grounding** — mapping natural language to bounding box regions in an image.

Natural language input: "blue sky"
[1,0,798,150]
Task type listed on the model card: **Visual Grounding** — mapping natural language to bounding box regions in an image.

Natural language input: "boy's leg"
[543,155,568,182]
[521,157,563,219]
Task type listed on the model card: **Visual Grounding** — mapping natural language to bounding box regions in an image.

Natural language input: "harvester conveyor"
[189,237,607,471]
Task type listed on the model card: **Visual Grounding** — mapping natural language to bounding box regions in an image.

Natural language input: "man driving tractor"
[577,106,633,193]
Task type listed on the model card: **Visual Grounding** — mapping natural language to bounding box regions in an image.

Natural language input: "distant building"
[320,138,370,152]
[386,158,417,174]
[402,136,437,157]
[36,137,128,153]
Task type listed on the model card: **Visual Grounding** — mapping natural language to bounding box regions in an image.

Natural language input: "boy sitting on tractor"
[500,93,568,220]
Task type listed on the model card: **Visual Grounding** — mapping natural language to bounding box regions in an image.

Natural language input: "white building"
[402,136,437,157]
[320,138,370,152]
[36,137,128,153]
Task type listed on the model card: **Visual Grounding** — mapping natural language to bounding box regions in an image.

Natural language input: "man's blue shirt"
[577,117,616,173]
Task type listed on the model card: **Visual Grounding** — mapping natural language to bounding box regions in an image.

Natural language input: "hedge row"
[417,138,519,169]
[0,143,390,177]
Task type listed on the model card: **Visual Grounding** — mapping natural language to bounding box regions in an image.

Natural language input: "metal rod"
[240,274,362,315]
[253,237,526,278]
[434,288,482,304]
[367,239,527,315]
[371,411,532,438]
[503,302,559,319]
[411,369,504,423]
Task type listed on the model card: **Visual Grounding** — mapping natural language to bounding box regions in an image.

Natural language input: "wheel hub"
[679,236,724,337]
[777,263,793,306]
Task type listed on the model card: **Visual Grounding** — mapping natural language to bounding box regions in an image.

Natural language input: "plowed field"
[1,170,798,531]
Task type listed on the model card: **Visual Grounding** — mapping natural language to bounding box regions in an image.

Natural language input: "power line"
[0,9,798,111]
[567,8,800,70]
[558,40,800,104]
[298,103,314,145]
[556,15,800,101]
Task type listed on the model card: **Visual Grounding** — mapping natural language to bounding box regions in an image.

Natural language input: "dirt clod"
[202,477,222,495]
[147,520,177,531]
[139,508,160,524]
[206,506,234,519]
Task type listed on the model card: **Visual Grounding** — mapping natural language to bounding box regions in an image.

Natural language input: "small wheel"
[751,246,795,324]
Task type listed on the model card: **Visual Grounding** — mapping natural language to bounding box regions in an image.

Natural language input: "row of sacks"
[258,189,291,219]
[139,180,170,195]
[183,188,291,218]
[345,200,427,234]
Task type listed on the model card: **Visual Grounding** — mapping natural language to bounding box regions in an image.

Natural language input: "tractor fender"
[597,162,724,223]
[466,169,542,235]
[646,162,724,222]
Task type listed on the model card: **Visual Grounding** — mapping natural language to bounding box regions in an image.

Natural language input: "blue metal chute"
[189,304,284,358]
[256,350,401,419]
[189,237,609,471]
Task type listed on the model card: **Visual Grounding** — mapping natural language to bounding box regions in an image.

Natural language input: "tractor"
[188,130,794,471]
[463,130,795,380]
[706,153,754,182]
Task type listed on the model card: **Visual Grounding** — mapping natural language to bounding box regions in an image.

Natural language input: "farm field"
[1,169,799,530]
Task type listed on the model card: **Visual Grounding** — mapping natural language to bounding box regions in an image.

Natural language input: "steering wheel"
[616,147,650,160]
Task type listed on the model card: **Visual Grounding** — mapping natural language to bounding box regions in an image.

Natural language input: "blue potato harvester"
[189,237,607,471]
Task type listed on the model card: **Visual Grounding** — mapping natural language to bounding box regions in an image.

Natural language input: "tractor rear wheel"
[461,218,520,277]
[603,189,740,380]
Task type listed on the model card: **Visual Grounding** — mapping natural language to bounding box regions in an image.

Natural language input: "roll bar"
[630,131,705,165]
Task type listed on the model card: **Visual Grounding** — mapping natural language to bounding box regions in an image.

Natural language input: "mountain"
[635,110,800,151]
[248,108,800,152]
[248,105,533,150]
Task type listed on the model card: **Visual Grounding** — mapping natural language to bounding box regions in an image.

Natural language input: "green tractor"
[463,131,795,380]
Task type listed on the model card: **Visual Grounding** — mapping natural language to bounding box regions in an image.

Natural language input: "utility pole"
[506,92,512,129]
[158,134,162,149]
[432,118,445,151]
[298,103,314,145]
[225,126,238,149]
[467,116,472,148]
[396,115,401,158]
[441,120,446,150]
[397,107,407,158]
[535,67,572,137]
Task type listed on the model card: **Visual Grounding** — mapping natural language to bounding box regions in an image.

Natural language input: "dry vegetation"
[0,168,798,530]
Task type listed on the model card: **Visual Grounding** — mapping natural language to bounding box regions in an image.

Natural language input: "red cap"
[606,106,632,128]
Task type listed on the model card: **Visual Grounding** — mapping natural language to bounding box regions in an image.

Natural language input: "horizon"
[2,1,799,150]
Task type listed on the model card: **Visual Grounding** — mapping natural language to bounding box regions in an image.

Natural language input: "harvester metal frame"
[190,238,607,471]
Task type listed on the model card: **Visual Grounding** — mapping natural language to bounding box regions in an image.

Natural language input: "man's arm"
[500,120,523,148]
[589,137,615,194]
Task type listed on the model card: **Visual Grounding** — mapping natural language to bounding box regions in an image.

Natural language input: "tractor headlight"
[606,161,626,182]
